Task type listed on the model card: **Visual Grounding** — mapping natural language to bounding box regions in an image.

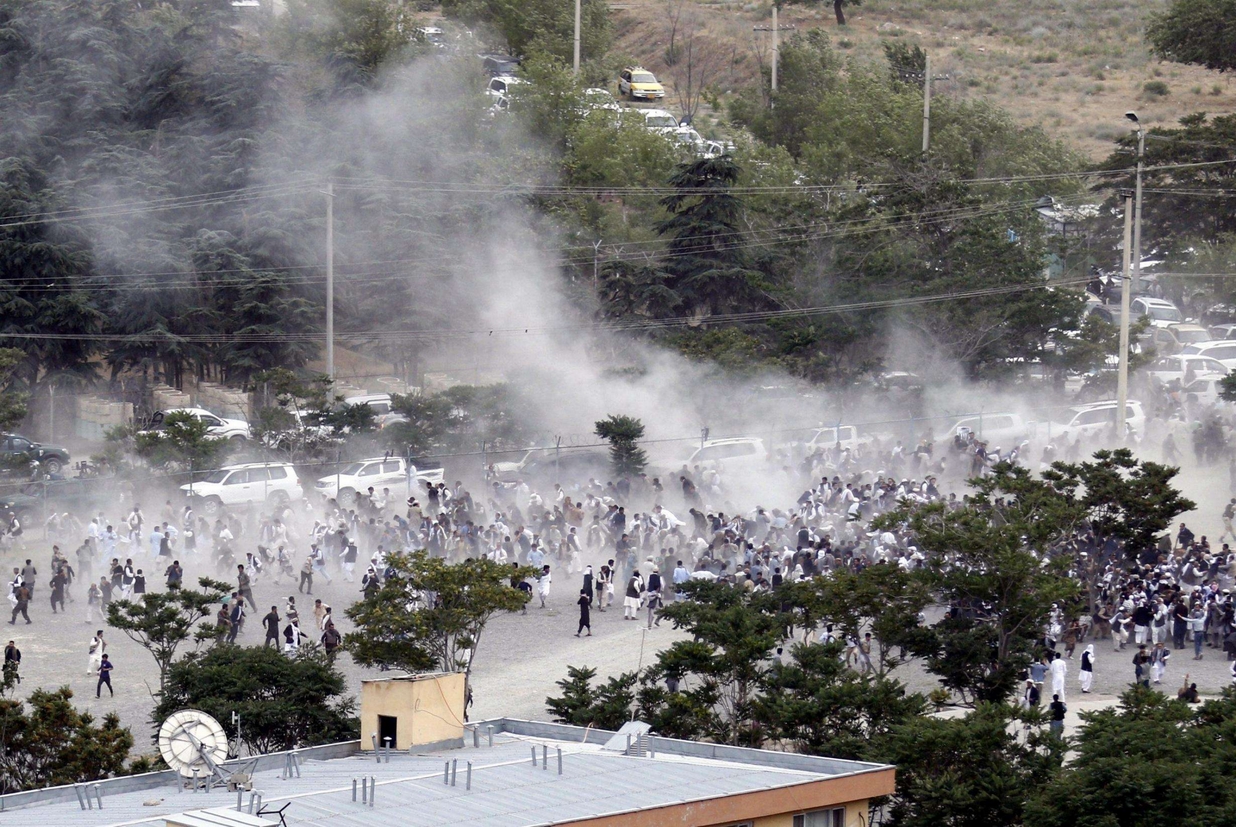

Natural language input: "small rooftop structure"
[0,719,895,827]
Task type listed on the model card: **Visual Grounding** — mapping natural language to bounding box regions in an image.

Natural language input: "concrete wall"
[360,673,466,751]
[195,382,252,421]
[74,396,133,441]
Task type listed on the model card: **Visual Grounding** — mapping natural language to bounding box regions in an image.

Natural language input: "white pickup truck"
[314,456,445,507]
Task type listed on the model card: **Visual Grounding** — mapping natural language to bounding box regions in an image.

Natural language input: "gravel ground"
[1,448,1233,756]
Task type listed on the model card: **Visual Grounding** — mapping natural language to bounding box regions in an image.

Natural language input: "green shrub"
[1142,80,1169,97]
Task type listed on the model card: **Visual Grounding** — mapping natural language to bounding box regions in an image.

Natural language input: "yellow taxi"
[618,66,665,100]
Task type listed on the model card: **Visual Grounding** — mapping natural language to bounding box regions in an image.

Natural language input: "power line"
[0,276,1092,344]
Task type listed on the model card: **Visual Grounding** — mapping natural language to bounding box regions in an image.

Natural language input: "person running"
[3,639,20,685]
[537,565,552,608]
[96,654,113,697]
[263,606,280,648]
[8,581,30,625]
[575,589,591,637]
[1048,694,1066,738]
[87,630,106,675]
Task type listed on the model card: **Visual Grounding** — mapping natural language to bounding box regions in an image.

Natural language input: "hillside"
[610,0,1236,160]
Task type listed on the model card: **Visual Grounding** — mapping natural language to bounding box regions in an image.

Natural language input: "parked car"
[1131,297,1185,329]
[1144,353,1229,384]
[1147,323,1210,354]
[485,75,524,98]
[1,433,70,475]
[581,87,621,113]
[803,425,872,454]
[618,66,665,100]
[1181,376,1228,406]
[684,437,770,474]
[518,449,611,484]
[1181,339,1236,370]
[947,412,1035,447]
[416,26,446,48]
[1049,400,1146,440]
[145,407,251,442]
[639,108,679,129]
[314,457,445,507]
[481,54,520,76]
[1208,323,1236,340]
[180,462,304,516]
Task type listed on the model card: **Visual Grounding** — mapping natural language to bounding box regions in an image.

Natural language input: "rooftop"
[0,719,894,827]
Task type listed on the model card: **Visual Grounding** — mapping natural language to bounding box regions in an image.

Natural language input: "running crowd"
[2,388,1236,701]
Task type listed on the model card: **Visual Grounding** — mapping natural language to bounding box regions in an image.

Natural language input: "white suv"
[181,462,303,516]
[314,457,445,507]
[1049,401,1146,440]
[146,407,251,442]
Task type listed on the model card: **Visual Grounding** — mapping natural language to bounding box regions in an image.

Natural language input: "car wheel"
[338,488,357,509]
[42,457,62,475]
[267,489,289,508]
[229,434,247,445]
[202,496,223,517]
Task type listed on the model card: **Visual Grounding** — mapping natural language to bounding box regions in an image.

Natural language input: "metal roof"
[0,719,893,827]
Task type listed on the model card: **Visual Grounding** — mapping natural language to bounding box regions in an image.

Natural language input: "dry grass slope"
[610,0,1236,159]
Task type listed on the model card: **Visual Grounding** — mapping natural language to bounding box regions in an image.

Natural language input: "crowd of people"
[2,382,1236,702]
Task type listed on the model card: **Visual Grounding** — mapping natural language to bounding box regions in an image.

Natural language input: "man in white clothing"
[1049,651,1067,702]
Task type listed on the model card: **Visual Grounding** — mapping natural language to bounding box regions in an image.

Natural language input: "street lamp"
[1125,111,1145,296]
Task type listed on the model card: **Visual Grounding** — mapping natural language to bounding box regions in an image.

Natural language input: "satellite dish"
[158,710,230,778]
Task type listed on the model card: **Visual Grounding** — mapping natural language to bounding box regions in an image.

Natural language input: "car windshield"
[645,114,676,128]
[1051,408,1082,425]
[632,72,657,83]
[1176,329,1210,343]
[201,469,230,484]
[338,462,365,475]
[1149,306,1182,322]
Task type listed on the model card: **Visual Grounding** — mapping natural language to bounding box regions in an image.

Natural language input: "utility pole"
[1126,112,1146,295]
[1116,190,1133,438]
[753,14,792,95]
[325,181,335,380]
[921,53,931,153]
[593,238,602,291]
[771,3,778,92]
[572,0,581,75]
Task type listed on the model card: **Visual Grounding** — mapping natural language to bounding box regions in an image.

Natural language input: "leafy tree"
[1026,686,1236,827]
[594,414,648,477]
[790,562,930,675]
[756,640,927,760]
[133,411,230,471]
[880,703,1062,827]
[648,580,791,746]
[885,42,927,86]
[344,552,534,705]
[442,0,611,63]
[877,464,1082,703]
[545,665,637,730]
[1147,0,1236,73]
[154,646,357,755]
[0,687,132,793]
[656,156,774,317]
[1043,448,1194,567]
[282,0,416,87]
[106,577,231,692]
[385,384,535,458]
[0,347,28,431]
